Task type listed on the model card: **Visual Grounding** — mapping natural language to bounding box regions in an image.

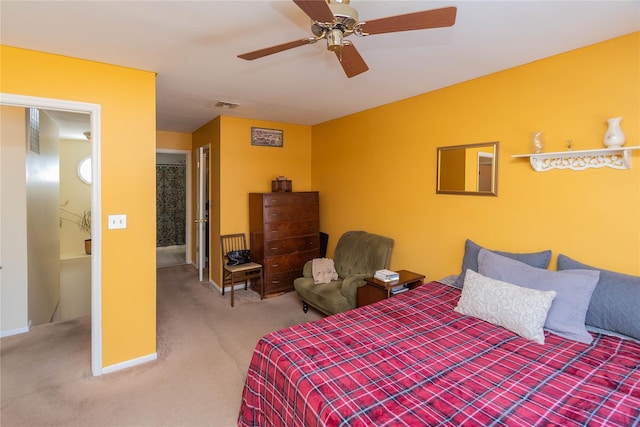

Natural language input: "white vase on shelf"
[603,117,625,149]
[529,131,544,153]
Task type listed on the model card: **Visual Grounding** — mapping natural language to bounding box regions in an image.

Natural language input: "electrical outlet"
[108,214,127,230]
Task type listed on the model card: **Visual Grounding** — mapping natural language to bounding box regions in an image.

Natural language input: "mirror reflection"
[437,141,498,196]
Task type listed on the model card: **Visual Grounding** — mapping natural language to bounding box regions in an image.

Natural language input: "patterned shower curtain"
[156,164,186,247]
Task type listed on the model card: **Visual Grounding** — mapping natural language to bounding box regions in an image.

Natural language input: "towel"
[312,258,338,284]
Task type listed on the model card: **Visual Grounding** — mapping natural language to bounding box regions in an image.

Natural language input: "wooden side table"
[357,270,425,308]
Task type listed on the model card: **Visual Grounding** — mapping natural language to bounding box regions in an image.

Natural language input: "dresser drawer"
[262,192,318,207]
[264,203,318,223]
[264,250,317,274]
[264,235,319,256]
[263,271,300,294]
[264,219,318,239]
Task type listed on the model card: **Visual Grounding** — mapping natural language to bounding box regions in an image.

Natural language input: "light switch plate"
[108,214,127,229]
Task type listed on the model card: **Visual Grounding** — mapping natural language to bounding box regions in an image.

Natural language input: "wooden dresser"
[249,192,320,296]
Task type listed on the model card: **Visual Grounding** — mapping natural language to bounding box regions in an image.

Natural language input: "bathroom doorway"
[156,149,191,268]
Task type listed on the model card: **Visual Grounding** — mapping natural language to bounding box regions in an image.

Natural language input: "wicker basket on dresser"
[249,192,320,297]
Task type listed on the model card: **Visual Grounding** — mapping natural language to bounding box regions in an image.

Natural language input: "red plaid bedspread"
[238,282,640,426]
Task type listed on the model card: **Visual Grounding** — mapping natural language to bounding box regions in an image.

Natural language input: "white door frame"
[196,145,209,281]
[0,93,103,376]
[156,148,192,264]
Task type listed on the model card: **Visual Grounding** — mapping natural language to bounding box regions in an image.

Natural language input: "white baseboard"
[200,276,248,293]
[0,325,30,338]
[213,281,248,294]
[101,352,158,375]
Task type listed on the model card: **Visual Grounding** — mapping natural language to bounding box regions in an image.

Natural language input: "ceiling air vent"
[214,101,240,110]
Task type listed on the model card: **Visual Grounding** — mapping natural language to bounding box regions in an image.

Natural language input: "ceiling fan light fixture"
[326,28,343,51]
[238,2,457,78]
[327,0,358,23]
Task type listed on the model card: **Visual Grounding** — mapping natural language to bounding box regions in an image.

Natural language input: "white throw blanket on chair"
[312,258,339,284]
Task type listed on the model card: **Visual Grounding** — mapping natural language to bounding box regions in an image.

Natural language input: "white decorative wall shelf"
[512,146,640,172]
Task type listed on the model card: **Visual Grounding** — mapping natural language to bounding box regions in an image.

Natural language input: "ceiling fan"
[237,0,457,78]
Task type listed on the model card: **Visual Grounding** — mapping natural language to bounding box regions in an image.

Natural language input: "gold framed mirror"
[437,141,499,196]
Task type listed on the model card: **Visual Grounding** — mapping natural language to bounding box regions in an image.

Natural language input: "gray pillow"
[453,239,552,289]
[478,249,599,344]
[557,254,640,341]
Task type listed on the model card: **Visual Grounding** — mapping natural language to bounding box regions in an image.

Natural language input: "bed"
[238,280,640,426]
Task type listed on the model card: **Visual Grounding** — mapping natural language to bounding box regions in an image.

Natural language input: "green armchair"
[293,231,394,315]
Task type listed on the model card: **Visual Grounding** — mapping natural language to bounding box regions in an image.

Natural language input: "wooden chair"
[220,233,263,307]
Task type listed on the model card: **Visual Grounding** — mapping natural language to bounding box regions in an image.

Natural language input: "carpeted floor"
[156,245,187,268]
[0,264,323,427]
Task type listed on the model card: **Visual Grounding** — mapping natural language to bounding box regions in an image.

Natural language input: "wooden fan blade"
[238,39,313,60]
[293,0,335,23]
[334,43,369,78]
[360,6,457,35]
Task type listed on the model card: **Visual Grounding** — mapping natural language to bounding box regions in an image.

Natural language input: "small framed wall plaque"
[251,127,283,147]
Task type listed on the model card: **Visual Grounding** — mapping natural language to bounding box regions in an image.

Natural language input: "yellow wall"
[1,46,157,368]
[192,116,313,287]
[312,32,639,280]
[156,130,192,151]
[439,149,466,191]
[191,117,221,282]
[464,146,492,192]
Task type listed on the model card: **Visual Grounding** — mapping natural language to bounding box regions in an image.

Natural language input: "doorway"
[0,93,103,376]
[477,152,494,193]
[156,150,191,268]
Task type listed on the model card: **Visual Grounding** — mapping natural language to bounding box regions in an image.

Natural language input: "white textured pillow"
[455,270,556,344]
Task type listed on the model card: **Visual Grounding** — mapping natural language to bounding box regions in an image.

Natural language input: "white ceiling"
[2,1,638,138]
[42,110,92,140]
